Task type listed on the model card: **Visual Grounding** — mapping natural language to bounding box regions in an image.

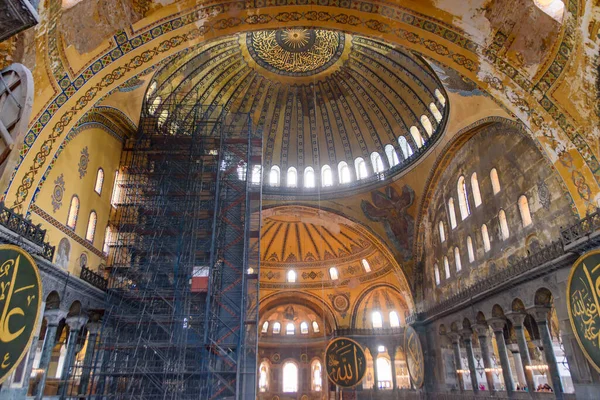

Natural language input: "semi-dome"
[145,29,448,193]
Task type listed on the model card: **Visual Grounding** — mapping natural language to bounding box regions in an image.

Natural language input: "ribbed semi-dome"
[146,29,448,189]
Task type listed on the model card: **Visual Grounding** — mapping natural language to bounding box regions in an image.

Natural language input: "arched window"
[389,311,400,328]
[482,224,491,252]
[67,196,79,229]
[434,264,441,285]
[338,161,351,184]
[286,322,295,335]
[311,360,323,392]
[251,165,262,184]
[261,321,269,333]
[361,259,371,272]
[110,170,120,207]
[103,226,112,254]
[410,126,424,148]
[454,247,462,272]
[372,311,383,328]
[448,198,457,229]
[329,267,339,280]
[376,357,393,389]
[435,89,446,107]
[457,176,471,220]
[312,321,320,333]
[287,167,297,187]
[304,167,315,188]
[534,0,565,21]
[371,152,384,173]
[94,168,104,195]
[158,110,168,127]
[467,236,475,263]
[490,168,501,194]
[385,144,400,167]
[499,209,509,240]
[439,221,446,243]
[258,361,269,392]
[355,157,368,179]
[149,96,161,114]
[272,322,281,334]
[269,166,280,186]
[420,115,433,137]
[85,212,97,243]
[147,81,157,99]
[518,195,532,227]
[321,165,333,187]
[287,270,296,283]
[398,136,414,159]
[282,362,298,392]
[300,322,309,334]
[430,103,443,122]
[444,256,450,278]
[471,172,482,207]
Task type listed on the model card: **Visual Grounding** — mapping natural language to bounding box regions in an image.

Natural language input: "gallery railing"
[560,207,600,247]
[80,265,108,291]
[0,201,55,261]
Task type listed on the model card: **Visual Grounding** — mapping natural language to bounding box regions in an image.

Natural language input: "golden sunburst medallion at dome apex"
[246,29,345,76]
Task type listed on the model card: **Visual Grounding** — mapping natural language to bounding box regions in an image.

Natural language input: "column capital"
[471,323,489,337]
[505,311,527,327]
[459,328,473,341]
[44,309,67,326]
[65,314,89,331]
[447,332,462,344]
[86,322,102,334]
[487,317,507,333]
[526,306,551,323]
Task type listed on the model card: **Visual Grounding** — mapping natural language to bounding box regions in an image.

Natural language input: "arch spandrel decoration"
[7,0,597,217]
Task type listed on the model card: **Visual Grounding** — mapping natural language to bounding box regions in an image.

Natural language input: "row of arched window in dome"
[261,320,320,335]
[259,359,323,393]
[434,195,534,286]
[286,259,371,283]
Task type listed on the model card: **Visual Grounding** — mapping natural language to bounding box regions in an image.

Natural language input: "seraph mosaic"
[361,185,415,260]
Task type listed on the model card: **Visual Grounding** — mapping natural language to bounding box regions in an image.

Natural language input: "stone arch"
[67,300,82,317]
[450,321,459,332]
[438,324,447,335]
[462,318,472,330]
[491,304,505,318]
[534,287,553,307]
[45,291,61,310]
[475,311,487,325]
[511,298,526,312]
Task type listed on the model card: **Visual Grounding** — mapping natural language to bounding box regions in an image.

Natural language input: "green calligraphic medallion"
[404,325,424,388]
[567,250,600,373]
[325,337,367,388]
[0,245,42,384]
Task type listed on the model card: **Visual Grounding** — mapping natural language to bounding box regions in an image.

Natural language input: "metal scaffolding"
[77,96,262,399]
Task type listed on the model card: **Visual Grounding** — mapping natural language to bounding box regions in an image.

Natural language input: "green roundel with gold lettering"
[567,249,600,373]
[325,337,367,388]
[404,325,424,388]
[0,245,42,384]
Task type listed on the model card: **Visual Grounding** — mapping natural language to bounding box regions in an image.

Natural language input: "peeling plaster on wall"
[432,0,492,42]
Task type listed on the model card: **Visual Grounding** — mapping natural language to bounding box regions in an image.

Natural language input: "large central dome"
[145,29,447,191]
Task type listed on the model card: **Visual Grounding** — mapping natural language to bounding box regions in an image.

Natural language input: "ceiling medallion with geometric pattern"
[246,28,345,77]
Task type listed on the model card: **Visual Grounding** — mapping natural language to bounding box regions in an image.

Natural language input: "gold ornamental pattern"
[247,29,345,76]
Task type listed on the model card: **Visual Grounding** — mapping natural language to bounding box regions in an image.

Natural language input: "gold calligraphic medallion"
[404,326,424,388]
[325,337,367,388]
[0,245,42,384]
[567,250,600,373]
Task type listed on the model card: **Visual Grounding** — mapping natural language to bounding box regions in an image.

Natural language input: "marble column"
[78,321,101,395]
[528,306,563,399]
[508,345,527,387]
[506,312,536,393]
[58,315,88,399]
[447,332,464,392]
[35,309,67,400]
[472,323,495,392]
[460,329,478,393]
[369,346,379,391]
[488,317,515,395]
[389,349,398,391]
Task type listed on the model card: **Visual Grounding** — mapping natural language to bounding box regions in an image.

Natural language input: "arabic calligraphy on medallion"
[404,326,424,388]
[247,29,345,77]
[325,337,367,388]
[0,245,42,384]
[567,250,600,373]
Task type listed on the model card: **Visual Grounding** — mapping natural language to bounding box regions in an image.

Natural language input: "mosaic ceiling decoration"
[246,28,345,76]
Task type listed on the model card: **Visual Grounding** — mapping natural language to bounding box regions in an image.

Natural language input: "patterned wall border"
[30,204,105,258]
